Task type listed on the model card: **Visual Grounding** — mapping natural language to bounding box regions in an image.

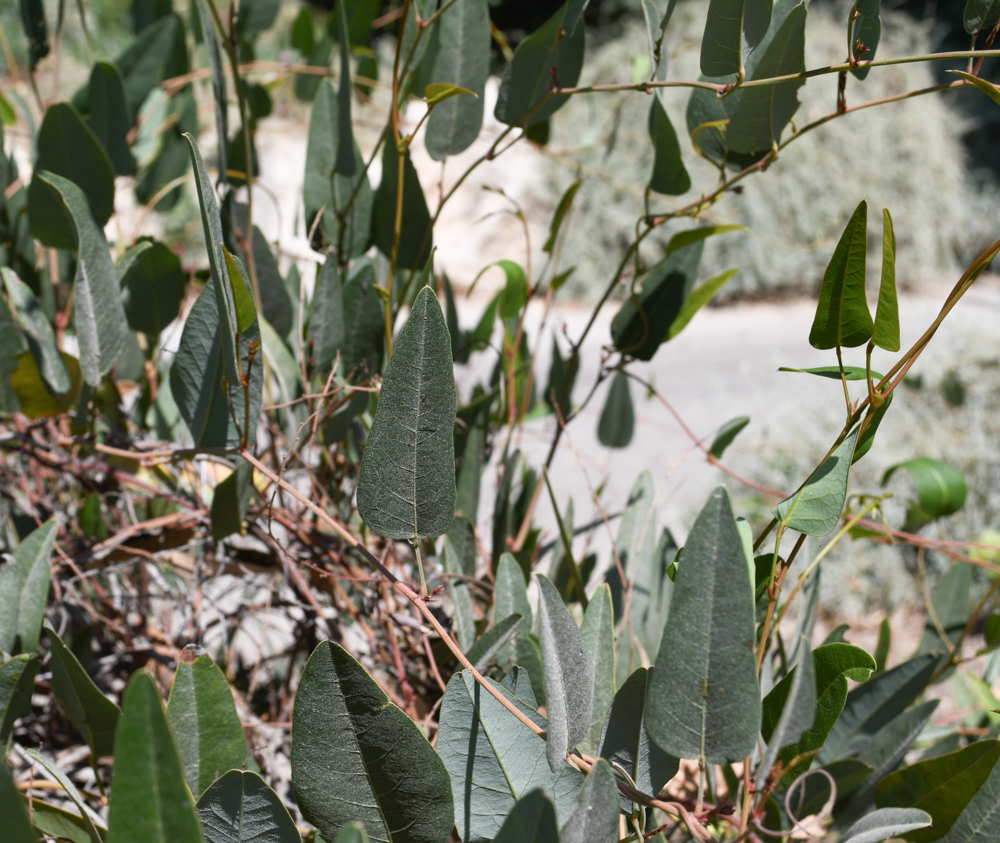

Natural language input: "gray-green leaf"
[358,286,457,540]
[0,518,56,654]
[561,759,621,843]
[646,486,760,763]
[579,584,615,757]
[197,770,299,843]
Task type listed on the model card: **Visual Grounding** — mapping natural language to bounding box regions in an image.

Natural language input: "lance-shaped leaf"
[0,518,56,654]
[192,0,226,187]
[599,668,679,804]
[936,749,1000,841]
[809,200,873,349]
[543,179,583,253]
[169,278,263,448]
[334,825,370,843]
[425,0,489,160]
[853,393,893,465]
[579,584,616,756]
[291,641,454,843]
[536,574,594,772]
[35,172,126,387]
[964,0,1000,33]
[0,292,26,416]
[28,104,115,247]
[87,61,135,176]
[444,533,476,652]
[20,0,49,69]
[467,613,524,670]
[437,667,584,842]
[872,208,900,352]
[666,268,740,340]
[358,286,456,540]
[308,258,346,372]
[47,623,121,758]
[916,562,971,669]
[26,749,104,843]
[562,760,621,843]
[28,798,104,843]
[820,653,937,764]
[762,643,875,785]
[494,553,532,668]
[646,486,760,763]
[841,809,932,843]
[167,652,249,797]
[106,672,203,843]
[115,14,188,117]
[494,0,588,127]
[0,653,39,744]
[372,143,433,270]
[648,96,690,195]
[875,740,1000,842]
[757,635,816,785]
[197,771,299,843]
[700,0,774,76]
[0,757,35,843]
[606,471,657,644]
[710,415,750,459]
[303,80,372,256]
[597,370,634,449]
[850,0,882,80]
[726,3,807,154]
[773,427,860,537]
[611,240,705,361]
[341,260,384,379]
[10,350,82,418]
[494,790,559,843]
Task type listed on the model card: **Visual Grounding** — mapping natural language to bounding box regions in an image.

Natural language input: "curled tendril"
[780,767,837,840]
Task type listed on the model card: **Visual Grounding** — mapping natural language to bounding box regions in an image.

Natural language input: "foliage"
[1,0,1000,841]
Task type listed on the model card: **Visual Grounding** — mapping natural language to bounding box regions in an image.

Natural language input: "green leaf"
[87,62,136,176]
[29,798,104,843]
[599,667,679,803]
[579,584,616,756]
[0,88,15,125]
[709,415,750,459]
[169,280,262,448]
[872,208,900,351]
[495,260,528,320]
[372,143,433,270]
[761,642,875,787]
[597,371,634,449]
[939,753,1000,842]
[236,0,280,37]
[308,259,346,372]
[494,789,559,843]
[0,653,39,744]
[20,0,50,69]
[193,0,227,188]
[121,240,186,338]
[47,622,121,757]
[646,486,760,763]
[773,427,860,537]
[115,14,188,117]
[467,614,525,670]
[779,365,879,381]
[494,553,533,668]
[303,80,372,256]
[35,172,127,387]
[333,824,370,843]
[295,37,333,103]
[0,518,56,654]
[0,292,27,416]
[841,809,933,843]
[341,259,385,381]
[28,104,115,246]
[875,740,1000,842]
[666,268,739,340]
[700,0,773,76]
[437,668,584,841]
[10,349,83,418]
[611,240,704,361]
[222,248,256,334]
[850,1,882,80]
[25,749,104,843]
[536,574,594,771]
[494,1,588,127]
[648,96,691,195]
[545,334,577,419]
[443,535,477,652]
[562,760,621,843]
[543,179,583,253]
[962,0,1000,34]
[424,83,477,106]
[291,641,453,843]
[197,770,299,843]
[882,458,967,524]
[107,671,203,843]
[820,653,937,764]
[809,199,873,349]
[358,286,457,540]
[167,652,249,796]
[726,3,807,153]
[0,757,35,843]
[666,224,745,255]
[757,635,816,785]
